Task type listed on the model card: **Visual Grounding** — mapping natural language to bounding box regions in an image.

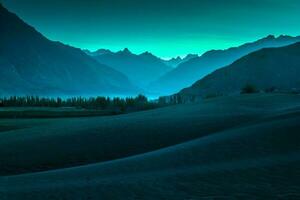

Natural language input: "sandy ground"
[0,94,300,199]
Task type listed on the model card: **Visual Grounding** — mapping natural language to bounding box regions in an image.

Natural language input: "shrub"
[290,88,300,94]
[241,84,258,94]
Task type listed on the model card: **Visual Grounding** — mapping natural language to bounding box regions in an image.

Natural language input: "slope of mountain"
[150,35,300,95]
[178,42,300,101]
[0,4,137,96]
[87,48,172,88]
[162,54,198,68]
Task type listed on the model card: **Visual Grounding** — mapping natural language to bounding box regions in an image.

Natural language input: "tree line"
[0,95,160,112]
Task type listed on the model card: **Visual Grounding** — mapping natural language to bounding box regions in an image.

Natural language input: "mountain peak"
[265,35,276,40]
[141,51,150,55]
[115,48,133,55]
[140,51,155,57]
[184,54,198,59]
[122,48,132,54]
[277,35,298,40]
[254,35,276,43]
[95,48,112,55]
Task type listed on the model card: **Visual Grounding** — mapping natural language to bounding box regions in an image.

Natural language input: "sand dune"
[0,94,300,199]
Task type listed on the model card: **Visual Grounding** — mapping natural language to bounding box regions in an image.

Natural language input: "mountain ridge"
[162,54,199,68]
[150,35,300,95]
[0,4,138,96]
[177,42,300,101]
[86,48,173,88]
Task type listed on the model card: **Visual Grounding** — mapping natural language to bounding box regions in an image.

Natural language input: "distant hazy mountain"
[162,54,198,68]
[84,49,113,57]
[150,35,300,95]
[0,4,137,96]
[178,42,300,100]
[87,48,172,88]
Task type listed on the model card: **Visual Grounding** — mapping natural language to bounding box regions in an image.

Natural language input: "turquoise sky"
[2,0,300,58]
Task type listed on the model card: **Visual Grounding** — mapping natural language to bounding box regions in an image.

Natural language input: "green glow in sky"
[2,0,300,58]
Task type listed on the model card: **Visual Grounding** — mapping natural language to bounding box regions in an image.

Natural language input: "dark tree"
[241,84,258,94]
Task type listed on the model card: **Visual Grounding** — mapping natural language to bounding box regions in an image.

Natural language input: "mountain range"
[161,54,199,68]
[0,4,137,96]
[150,35,300,95]
[85,48,173,88]
[2,3,300,98]
[178,42,300,101]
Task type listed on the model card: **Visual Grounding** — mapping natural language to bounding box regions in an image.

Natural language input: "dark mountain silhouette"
[178,42,300,101]
[0,4,137,96]
[87,48,172,88]
[150,35,300,95]
[162,54,198,68]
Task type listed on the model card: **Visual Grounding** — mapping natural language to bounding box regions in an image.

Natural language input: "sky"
[1,0,300,58]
